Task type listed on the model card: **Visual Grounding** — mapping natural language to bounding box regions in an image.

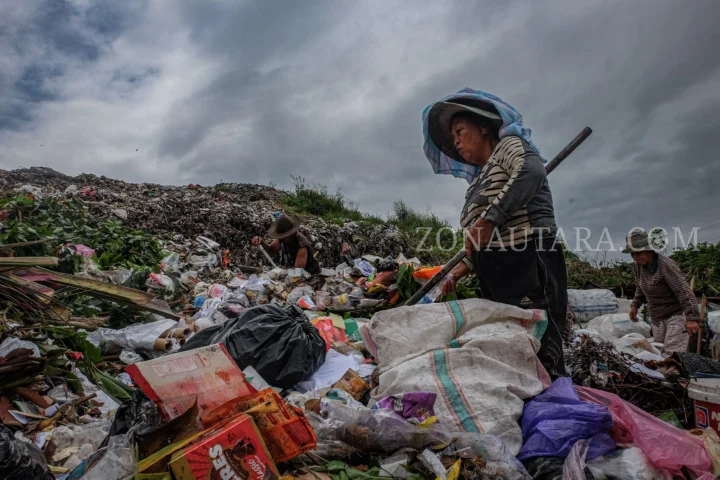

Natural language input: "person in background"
[626,229,700,354]
[252,214,321,274]
[424,90,567,378]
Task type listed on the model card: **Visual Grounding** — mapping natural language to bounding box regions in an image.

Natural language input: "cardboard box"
[201,389,317,463]
[126,343,256,420]
[170,414,279,480]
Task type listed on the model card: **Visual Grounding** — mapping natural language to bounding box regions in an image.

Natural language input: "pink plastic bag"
[576,386,712,478]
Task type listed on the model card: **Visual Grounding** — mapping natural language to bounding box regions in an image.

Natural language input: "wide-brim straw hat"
[268,214,302,239]
[622,229,654,254]
[427,99,503,164]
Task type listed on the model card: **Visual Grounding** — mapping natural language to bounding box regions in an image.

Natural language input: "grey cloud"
[1,0,719,260]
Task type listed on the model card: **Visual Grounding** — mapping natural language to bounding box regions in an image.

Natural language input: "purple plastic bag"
[518,377,615,461]
[375,392,437,423]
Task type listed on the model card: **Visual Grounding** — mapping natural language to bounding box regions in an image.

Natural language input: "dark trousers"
[472,236,568,378]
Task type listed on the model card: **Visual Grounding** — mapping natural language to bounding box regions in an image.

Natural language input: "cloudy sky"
[1,0,719,255]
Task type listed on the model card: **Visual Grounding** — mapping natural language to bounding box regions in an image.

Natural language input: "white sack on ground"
[362,298,550,455]
[587,313,651,341]
[568,289,619,323]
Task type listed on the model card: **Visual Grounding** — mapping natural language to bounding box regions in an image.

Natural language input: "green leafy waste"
[0,194,164,271]
[43,326,134,403]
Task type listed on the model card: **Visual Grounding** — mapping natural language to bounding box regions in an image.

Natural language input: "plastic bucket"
[688,377,720,435]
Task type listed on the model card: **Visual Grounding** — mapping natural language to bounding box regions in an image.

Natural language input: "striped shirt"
[631,254,699,322]
[460,136,557,266]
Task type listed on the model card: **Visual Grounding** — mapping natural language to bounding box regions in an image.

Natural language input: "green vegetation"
[672,242,720,295]
[0,193,164,271]
[284,176,383,225]
[283,179,459,263]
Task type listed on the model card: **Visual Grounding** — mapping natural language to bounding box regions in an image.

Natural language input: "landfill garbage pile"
[3,173,720,479]
[0,167,409,273]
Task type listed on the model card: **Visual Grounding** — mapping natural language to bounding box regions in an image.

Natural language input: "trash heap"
[0,167,409,271]
[3,177,720,479]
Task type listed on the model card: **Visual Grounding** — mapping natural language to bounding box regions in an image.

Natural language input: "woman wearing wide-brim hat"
[252,214,321,274]
[625,229,700,354]
[423,88,567,378]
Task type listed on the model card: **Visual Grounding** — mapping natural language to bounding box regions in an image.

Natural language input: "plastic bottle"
[416,276,450,304]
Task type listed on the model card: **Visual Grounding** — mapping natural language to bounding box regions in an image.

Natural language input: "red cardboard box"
[169,413,279,480]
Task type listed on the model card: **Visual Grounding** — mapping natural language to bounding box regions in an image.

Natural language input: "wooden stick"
[698,295,708,355]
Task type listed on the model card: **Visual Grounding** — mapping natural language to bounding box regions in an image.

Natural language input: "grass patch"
[389,200,459,264]
[284,176,383,225]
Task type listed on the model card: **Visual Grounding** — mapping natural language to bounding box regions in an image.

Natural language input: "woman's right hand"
[251,236,262,247]
[629,305,638,322]
[442,274,458,296]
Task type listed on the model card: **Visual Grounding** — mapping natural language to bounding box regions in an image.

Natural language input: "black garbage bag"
[103,389,162,448]
[0,424,53,480]
[181,304,327,389]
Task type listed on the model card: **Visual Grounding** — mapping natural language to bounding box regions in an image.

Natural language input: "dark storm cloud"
[1,0,719,256]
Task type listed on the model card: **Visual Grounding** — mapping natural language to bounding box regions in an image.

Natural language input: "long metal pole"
[405,127,593,306]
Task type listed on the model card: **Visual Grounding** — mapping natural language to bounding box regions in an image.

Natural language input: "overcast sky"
[1,0,719,256]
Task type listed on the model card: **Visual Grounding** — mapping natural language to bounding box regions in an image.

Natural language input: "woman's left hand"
[686,320,701,335]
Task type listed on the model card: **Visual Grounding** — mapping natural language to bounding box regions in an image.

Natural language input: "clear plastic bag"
[160,252,181,273]
[75,434,136,480]
[587,447,672,480]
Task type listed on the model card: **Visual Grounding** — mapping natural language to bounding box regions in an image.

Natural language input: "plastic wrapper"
[576,386,713,477]
[180,270,198,287]
[207,283,228,298]
[160,252,181,273]
[222,289,249,307]
[181,304,326,389]
[375,392,436,423]
[194,281,210,296]
[0,424,53,479]
[587,447,671,480]
[288,285,314,305]
[147,273,175,293]
[119,349,143,364]
[76,259,133,285]
[187,252,219,268]
[354,259,375,277]
[518,378,614,461]
[75,434,136,480]
[315,291,331,310]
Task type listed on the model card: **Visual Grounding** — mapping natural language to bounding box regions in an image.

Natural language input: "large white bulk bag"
[568,289,620,323]
[361,298,549,455]
[586,313,651,340]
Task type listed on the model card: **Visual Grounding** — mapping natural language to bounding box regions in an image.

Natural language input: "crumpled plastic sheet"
[68,434,136,480]
[87,318,177,352]
[0,336,40,357]
[312,402,531,479]
[0,424,52,479]
[587,447,671,480]
[518,378,614,461]
[562,439,590,480]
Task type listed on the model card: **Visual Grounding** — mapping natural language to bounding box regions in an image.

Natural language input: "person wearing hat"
[625,229,700,354]
[252,214,321,274]
[423,89,567,378]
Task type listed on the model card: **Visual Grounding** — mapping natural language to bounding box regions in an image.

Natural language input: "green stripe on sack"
[448,300,466,336]
[448,339,460,348]
[432,349,480,433]
[532,310,548,341]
